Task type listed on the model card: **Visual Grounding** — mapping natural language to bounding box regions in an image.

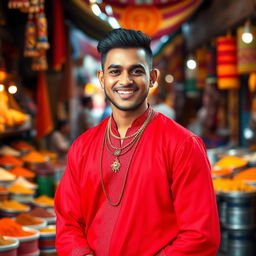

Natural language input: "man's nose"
[120,72,133,86]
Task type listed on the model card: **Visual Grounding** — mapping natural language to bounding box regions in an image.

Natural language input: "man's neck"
[112,103,148,138]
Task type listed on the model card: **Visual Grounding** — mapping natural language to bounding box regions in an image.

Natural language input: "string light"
[0,83,4,92]
[8,85,17,94]
[165,74,174,84]
[242,21,253,44]
[186,55,197,70]
[91,4,101,16]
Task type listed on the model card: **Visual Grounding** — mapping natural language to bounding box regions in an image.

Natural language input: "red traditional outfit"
[55,107,220,256]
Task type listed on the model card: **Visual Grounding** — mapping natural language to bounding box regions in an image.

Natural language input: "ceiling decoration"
[99,0,203,39]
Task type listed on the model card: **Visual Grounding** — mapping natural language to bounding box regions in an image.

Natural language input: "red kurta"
[55,107,220,256]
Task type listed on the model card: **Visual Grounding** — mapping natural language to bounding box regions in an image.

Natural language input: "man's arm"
[55,144,94,256]
[164,136,220,255]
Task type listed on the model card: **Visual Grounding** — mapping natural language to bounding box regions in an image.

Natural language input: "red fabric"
[52,0,66,71]
[36,71,53,139]
[55,107,220,256]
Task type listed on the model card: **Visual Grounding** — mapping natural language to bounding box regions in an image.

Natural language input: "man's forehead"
[104,48,148,67]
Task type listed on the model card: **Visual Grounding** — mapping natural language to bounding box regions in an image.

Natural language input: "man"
[153,93,175,120]
[55,28,220,256]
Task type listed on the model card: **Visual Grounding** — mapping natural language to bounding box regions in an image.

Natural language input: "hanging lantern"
[36,1,50,50]
[24,13,39,57]
[31,51,48,71]
[195,47,207,89]
[249,73,256,92]
[217,35,240,90]
[237,24,256,74]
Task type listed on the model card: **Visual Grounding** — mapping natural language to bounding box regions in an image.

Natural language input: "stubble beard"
[104,88,149,112]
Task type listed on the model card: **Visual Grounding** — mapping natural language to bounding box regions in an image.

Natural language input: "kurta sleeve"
[164,135,220,256]
[55,143,94,256]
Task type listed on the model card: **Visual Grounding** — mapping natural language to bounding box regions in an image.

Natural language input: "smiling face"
[98,48,159,115]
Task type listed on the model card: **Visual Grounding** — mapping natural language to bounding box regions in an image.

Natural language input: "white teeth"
[117,91,133,94]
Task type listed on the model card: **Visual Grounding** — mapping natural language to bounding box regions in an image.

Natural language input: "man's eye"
[132,69,144,75]
[109,70,120,75]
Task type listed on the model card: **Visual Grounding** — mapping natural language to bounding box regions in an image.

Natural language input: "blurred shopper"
[55,28,220,256]
[49,120,70,161]
[77,96,98,136]
[153,93,175,119]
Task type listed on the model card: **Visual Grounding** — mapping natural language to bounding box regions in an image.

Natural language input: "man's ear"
[97,70,104,89]
[150,68,160,88]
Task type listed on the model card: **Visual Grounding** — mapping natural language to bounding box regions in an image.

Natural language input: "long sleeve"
[164,136,220,255]
[55,144,94,256]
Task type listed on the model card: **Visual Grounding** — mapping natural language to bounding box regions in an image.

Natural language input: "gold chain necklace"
[106,109,153,173]
[100,111,154,206]
[100,129,141,206]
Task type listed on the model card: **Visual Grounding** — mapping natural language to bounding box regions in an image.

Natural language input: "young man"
[55,28,220,256]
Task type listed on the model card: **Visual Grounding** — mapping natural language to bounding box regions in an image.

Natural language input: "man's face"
[98,48,155,112]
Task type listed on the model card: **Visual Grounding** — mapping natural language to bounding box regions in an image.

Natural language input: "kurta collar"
[110,105,152,136]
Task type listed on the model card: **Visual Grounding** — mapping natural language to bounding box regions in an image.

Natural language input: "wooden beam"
[184,0,256,51]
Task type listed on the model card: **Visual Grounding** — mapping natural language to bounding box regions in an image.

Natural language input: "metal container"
[227,229,256,256]
[220,191,256,230]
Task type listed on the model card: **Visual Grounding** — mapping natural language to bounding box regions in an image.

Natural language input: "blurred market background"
[1,0,256,255]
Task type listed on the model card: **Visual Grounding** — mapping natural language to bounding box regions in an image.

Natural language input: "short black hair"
[56,119,68,130]
[97,28,152,70]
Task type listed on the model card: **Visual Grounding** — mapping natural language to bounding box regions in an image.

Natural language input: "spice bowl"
[21,217,47,230]
[0,190,9,202]
[0,207,30,218]
[14,227,40,256]
[0,236,19,256]
[39,225,56,253]
[9,192,35,203]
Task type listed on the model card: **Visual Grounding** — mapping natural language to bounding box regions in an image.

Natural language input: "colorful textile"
[99,0,202,39]
[55,108,220,256]
[52,0,66,70]
[196,47,207,89]
[217,36,240,89]
[237,26,256,74]
[36,71,53,139]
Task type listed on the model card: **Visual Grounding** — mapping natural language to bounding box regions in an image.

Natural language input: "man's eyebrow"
[107,64,122,70]
[129,64,145,70]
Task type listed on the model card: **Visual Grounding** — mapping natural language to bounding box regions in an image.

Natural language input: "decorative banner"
[100,0,203,39]
[120,6,162,36]
[237,26,256,74]
[36,71,53,140]
[195,47,207,89]
[217,36,240,90]
[24,13,39,57]
[105,0,180,5]
[52,0,67,71]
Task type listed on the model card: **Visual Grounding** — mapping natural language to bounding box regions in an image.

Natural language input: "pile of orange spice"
[0,186,7,193]
[7,184,34,194]
[34,195,54,206]
[0,218,33,237]
[40,226,56,233]
[0,155,23,166]
[16,213,43,226]
[12,141,34,151]
[9,166,35,178]
[234,167,256,181]
[22,151,46,163]
[0,200,29,211]
[0,236,13,245]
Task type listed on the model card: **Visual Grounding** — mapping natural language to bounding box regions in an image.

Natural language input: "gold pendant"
[111,158,121,173]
